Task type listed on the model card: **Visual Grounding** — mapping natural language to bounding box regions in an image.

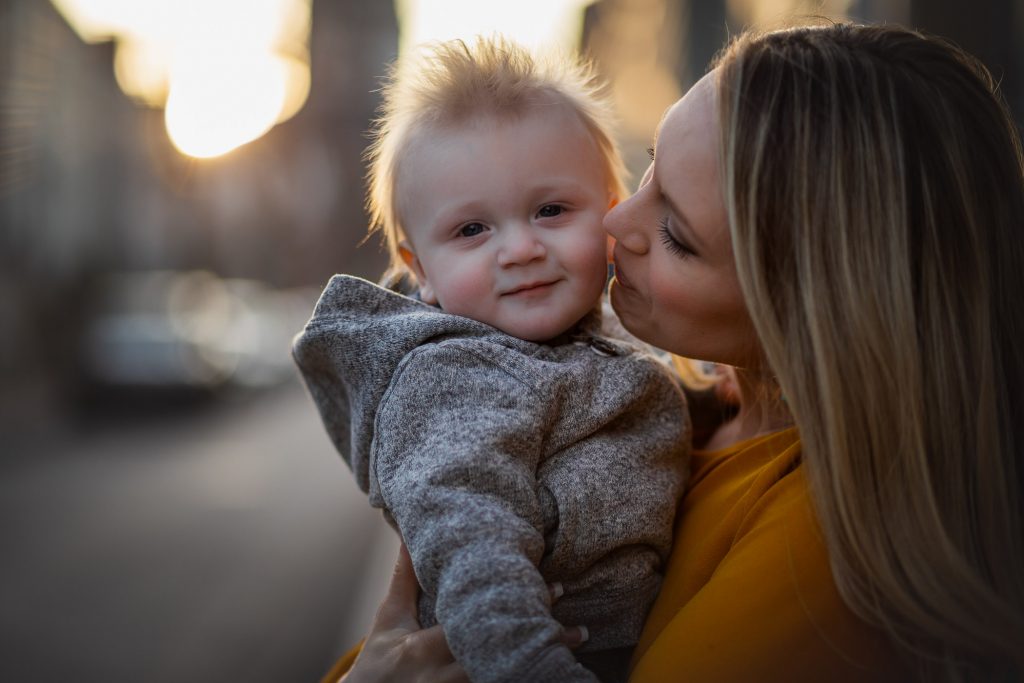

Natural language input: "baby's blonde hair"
[365,35,629,275]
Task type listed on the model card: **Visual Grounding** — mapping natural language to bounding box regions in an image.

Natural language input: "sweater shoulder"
[391,335,543,394]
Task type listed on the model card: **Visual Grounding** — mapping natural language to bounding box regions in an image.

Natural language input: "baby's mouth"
[504,280,559,296]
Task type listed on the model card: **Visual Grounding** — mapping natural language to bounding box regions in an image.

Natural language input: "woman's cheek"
[648,263,689,315]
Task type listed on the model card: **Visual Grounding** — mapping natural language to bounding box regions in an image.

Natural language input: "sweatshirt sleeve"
[372,343,598,683]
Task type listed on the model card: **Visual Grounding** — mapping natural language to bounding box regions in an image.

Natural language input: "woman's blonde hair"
[365,36,629,275]
[715,23,1024,680]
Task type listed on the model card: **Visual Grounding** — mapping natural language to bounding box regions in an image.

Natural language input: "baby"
[293,37,689,683]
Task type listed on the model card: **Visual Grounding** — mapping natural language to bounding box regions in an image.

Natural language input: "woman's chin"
[609,282,649,338]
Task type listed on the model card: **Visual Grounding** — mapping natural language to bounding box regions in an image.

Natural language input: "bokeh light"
[165,52,289,158]
[50,0,311,159]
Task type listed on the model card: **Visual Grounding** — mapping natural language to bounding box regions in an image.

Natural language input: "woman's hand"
[338,544,589,683]
[340,544,468,683]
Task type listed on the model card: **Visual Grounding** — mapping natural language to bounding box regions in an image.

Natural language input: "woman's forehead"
[653,73,729,254]
[657,73,717,147]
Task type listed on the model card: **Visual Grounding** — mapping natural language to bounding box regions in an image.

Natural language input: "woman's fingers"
[546,584,588,651]
[371,543,420,632]
[557,625,590,650]
[373,550,459,668]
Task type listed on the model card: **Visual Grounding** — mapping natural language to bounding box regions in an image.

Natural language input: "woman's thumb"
[372,542,421,631]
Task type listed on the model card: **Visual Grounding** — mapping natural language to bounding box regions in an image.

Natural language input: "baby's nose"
[497,225,547,266]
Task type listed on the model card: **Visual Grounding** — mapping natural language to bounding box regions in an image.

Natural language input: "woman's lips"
[612,251,636,292]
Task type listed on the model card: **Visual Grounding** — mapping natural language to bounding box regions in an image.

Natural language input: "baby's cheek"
[577,237,613,289]
[437,267,490,315]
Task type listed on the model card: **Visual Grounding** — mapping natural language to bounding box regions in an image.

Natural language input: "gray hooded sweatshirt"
[293,275,689,683]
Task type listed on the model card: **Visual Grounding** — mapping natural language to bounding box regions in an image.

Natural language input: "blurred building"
[0,0,398,427]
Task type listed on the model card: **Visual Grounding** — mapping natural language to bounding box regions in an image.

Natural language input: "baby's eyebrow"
[431,200,486,226]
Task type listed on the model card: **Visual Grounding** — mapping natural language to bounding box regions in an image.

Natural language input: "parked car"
[78,270,314,396]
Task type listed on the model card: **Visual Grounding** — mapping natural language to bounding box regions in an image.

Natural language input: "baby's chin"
[495,320,572,343]
[492,307,600,343]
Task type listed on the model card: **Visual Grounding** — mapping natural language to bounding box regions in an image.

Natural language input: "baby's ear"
[399,240,438,305]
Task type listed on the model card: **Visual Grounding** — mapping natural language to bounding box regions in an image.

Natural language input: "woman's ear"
[399,240,438,305]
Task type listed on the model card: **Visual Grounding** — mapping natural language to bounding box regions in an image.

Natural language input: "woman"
[331,22,1024,682]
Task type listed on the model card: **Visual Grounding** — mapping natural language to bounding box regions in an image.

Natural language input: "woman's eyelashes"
[658,218,695,258]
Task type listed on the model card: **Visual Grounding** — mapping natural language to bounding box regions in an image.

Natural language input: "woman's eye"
[458,223,486,237]
[537,204,563,218]
[658,219,695,259]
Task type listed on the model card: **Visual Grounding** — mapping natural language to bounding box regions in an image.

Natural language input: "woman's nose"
[497,225,547,266]
[604,196,649,255]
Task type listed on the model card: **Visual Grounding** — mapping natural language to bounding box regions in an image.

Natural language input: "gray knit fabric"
[293,275,689,683]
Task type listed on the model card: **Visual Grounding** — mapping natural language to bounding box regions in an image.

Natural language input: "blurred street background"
[2,0,1021,681]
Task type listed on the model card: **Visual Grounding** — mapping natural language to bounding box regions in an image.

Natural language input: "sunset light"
[165,52,289,159]
[51,0,311,159]
[50,0,591,158]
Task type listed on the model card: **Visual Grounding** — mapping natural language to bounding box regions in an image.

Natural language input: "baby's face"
[397,108,610,342]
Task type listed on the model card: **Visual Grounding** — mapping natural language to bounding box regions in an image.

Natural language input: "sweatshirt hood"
[292,275,502,498]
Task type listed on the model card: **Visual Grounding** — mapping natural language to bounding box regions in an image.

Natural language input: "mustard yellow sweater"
[630,427,909,681]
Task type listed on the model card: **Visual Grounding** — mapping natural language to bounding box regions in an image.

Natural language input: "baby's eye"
[537,204,563,218]
[458,222,486,237]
